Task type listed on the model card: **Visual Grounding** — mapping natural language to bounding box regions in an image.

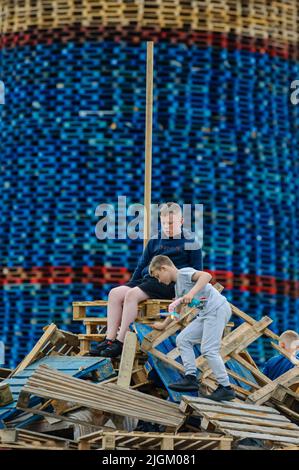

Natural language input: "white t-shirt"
[174,267,228,315]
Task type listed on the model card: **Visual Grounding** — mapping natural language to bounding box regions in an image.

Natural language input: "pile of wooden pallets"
[0,283,299,451]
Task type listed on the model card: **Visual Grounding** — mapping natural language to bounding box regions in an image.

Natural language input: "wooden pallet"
[73,299,172,320]
[0,356,115,426]
[74,298,174,353]
[247,367,299,405]
[10,323,80,377]
[17,364,185,430]
[78,430,233,450]
[180,396,299,448]
[0,428,78,450]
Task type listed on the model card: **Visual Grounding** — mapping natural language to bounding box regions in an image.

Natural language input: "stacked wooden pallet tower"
[1,0,299,453]
[0,282,299,451]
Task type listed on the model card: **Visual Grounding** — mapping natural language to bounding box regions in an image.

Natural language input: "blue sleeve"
[189,246,203,271]
[130,240,153,281]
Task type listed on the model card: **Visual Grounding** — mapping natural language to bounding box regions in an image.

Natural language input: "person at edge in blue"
[90,202,203,358]
[263,330,299,380]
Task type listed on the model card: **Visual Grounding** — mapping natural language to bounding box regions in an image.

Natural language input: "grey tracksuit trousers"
[176,300,232,386]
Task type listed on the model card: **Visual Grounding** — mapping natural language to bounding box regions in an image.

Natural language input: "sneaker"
[203,384,235,402]
[168,375,199,392]
[99,339,123,358]
[88,338,114,356]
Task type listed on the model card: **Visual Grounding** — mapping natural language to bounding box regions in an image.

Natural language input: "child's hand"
[181,292,194,304]
[152,321,166,330]
[168,297,182,313]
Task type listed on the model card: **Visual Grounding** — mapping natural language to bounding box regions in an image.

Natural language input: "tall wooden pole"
[144,41,154,248]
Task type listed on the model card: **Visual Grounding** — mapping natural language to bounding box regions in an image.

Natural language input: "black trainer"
[99,339,123,358]
[168,375,198,392]
[203,384,236,402]
[88,338,114,356]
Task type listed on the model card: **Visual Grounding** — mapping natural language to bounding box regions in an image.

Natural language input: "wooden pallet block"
[78,430,233,451]
[78,334,106,355]
[180,396,299,447]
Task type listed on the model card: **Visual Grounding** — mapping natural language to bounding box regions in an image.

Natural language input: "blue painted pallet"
[134,322,197,403]
[0,355,115,425]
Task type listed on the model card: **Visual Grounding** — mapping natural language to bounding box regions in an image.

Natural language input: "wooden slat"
[215,421,299,439]
[202,413,298,429]
[223,430,299,445]
[184,403,287,422]
[117,332,137,389]
[181,396,281,414]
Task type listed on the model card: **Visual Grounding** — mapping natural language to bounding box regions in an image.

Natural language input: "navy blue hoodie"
[262,354,294,381]
[131,227,203,281]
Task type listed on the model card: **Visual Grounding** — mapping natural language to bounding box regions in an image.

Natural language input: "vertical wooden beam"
[144,41,154,248]
[79,338,90,355]
[117,332,137,389]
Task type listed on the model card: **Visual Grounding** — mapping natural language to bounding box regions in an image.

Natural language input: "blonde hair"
[159,202,182,217]
[279,330,299,348]
[149,255,175,276]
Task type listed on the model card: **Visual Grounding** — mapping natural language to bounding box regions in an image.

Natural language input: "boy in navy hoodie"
[94,202,202,357]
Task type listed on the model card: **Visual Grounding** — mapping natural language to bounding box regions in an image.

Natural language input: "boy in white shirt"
[149,254,235,402]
